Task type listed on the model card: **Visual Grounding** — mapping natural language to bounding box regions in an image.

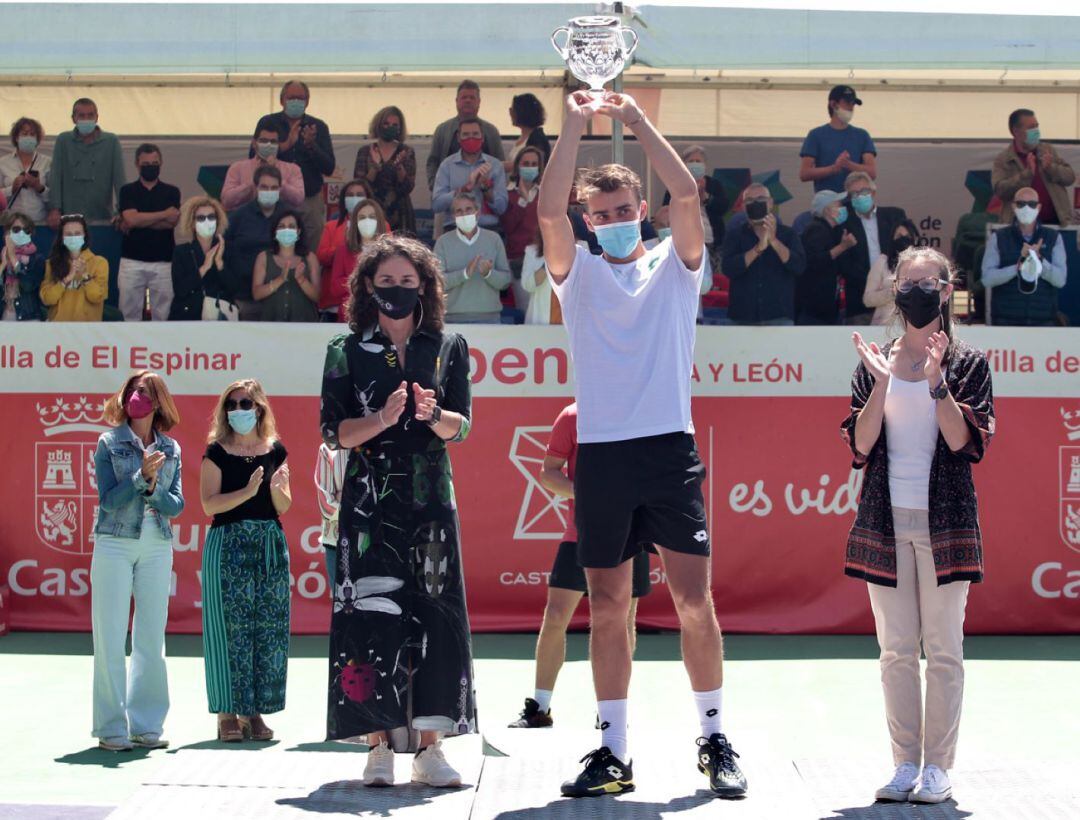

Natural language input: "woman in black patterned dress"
[320,234,475,788]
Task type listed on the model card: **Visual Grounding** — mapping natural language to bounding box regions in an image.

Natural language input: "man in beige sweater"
[992,108,1076,226]
[434,194,511,323]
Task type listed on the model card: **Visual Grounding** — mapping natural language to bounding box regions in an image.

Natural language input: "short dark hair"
[253,164,282,187]
[1008,108,1035,132]
[135,143,161,163]
[457,79,480,95]
[254,116,286,142]
[511,93,546,128]
[457,117,482,133]
[576,164,643,206]
[279,80,310,101]
[71,98,96,116]
[10,117,44,147]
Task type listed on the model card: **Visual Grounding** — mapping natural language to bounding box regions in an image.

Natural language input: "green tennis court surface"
[1,633,1077,818]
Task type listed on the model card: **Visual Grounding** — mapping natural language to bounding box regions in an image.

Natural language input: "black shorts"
[549,541,653,598]
[575,432,710,569]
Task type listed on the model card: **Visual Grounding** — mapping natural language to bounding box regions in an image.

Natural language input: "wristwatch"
[425,405,442,426]
[929,380,949,401]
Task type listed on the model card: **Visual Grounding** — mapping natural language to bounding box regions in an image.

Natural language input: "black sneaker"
[561,747,634,797]
[508,697,554,728]
[697,733,747,798]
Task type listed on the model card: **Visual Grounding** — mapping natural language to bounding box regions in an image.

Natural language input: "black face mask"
[379,124,401,141]
[373,285,420,320]
[746,200,769,221]
[139,165,160,182]
[895,287,942,330]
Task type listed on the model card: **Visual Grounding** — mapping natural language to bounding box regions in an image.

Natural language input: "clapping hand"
[1025,151,1038,173]
[245,465,265,498]
[301,123,317,148]
[852,332,893,383]
[924,331,948,384]
[412,383,437,423]
[380,381,409,427]
[839,230,858,251]
[835,150,852,172]
[141,450,166,484]
[270,463,290,493]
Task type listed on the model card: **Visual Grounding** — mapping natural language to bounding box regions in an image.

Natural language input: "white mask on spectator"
[835,108,854,124]
[196,219,217,238]
[357,217,378,239]
[1015,205,1039,225]
[456,213,478,234]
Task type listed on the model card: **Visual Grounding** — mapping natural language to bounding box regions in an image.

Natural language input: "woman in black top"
[797,190,856,325]
[169,197,233,320]
[320,235,474,788]
[504,93,551,174]
[199,378,292,742]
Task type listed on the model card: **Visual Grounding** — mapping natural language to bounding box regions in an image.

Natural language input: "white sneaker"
[911,764,953,803]
[874,761,919,802]
[363,741,395,787]
[98,736,134,752]
[131,733,169,750]
[411,741,462,788]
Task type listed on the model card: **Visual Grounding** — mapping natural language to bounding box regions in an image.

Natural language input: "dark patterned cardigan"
[840,339,995,587]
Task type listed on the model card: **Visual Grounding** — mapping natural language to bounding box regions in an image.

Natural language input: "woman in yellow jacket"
[40,214,109,321]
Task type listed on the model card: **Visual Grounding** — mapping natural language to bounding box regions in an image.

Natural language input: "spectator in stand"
[797,190,856,325]
[316,179,374,275]
[982,185,1067,327]
[838,172,908,325]
[426,80,505,190]
[169,197,233,321]
[328,198,389,321]
[799,85,877,194]
[223,164,287,321]
[520,231,560,325]
[1,118,51,223]
[992,108,1076,226]
[40,213,108,321]
[253,82,336,248]
[655,145,727,272]
[504,93,552,174]
[432,119,508,232]
[253,210,320,322]
[221,121,305,212]
[500,146,544,313]
[720,182,806,325]
[117,144,181,321]
[1,211,46,321]
[435,193,511,323]
[353,106,416,235]
[863,219,919,325]
[47,98,125,228]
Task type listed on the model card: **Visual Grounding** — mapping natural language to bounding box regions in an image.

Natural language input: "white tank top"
[884,376,940,511]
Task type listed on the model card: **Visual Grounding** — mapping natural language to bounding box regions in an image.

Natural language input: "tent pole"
[612,72,624,165]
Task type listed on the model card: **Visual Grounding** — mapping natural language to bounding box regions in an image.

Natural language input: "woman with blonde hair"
[328,197,389,321]
[199,378,292,742]
[843,247,995,805]
[169,196,233,320]
[92,371,183,751]
[353,106,416,234]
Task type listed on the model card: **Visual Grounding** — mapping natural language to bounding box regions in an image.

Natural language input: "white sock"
[597,699,629,762]
[693,687,723,738]
[534,689,553,713]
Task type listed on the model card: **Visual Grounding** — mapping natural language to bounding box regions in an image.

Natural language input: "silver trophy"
[551,16,639,98]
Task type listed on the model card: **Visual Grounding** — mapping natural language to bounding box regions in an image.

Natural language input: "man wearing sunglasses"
[981,186,1067,326]
[992,108,1075,227]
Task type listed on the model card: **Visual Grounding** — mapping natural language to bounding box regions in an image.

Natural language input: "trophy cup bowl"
[551,16,639,98]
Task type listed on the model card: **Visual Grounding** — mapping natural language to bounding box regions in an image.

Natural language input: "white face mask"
[835,108,854,124]
[1015,205,1039,225]
[455,213,478,234]
[195,219,217,238]
[357,217,378,239]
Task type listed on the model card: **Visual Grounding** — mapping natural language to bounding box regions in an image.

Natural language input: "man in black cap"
[799,85,877,194]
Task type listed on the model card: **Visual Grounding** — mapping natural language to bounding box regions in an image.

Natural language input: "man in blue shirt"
[799,85,877,193]
[431,118,508,232]
[223,164,286,320]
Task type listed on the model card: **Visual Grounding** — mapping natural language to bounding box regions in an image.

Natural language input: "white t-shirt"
[884,376,940,510]
[551,239,704,443]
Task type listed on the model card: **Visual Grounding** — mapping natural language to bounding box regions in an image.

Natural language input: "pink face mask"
[126,391,155,420]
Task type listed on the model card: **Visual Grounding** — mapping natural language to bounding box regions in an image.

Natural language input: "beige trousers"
[867,507,970,769]
[300,193,327,252]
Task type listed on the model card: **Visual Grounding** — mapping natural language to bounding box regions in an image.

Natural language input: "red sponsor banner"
[2,325,1079,634]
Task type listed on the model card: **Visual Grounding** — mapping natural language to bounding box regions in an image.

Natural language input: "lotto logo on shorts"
[693,530,708,544]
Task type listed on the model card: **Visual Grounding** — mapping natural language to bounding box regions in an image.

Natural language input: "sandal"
[238,715,274,741]
[217,715,244,743]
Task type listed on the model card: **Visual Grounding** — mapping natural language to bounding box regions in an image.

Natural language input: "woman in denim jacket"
[92,371,184,752]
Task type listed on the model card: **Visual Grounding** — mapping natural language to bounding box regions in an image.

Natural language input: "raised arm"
[537,92,595,283]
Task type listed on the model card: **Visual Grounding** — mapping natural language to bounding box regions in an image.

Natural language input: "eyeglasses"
[194,214,216,222]
[894,277,945,294]
[224,399,255,411]
[9,226,29,234]
[1014,199,1039,209]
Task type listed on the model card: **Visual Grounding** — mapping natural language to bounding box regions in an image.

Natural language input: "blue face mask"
[10,228,32,247]
[275,227,299,247]
[257,189,280,208]
[75,119,97,136]
[835,206,848,225]
[284,99,306,119]
[63,235,85,253]
[1025,127,1041,147]
[686,161,707,180]
[344,195,366,214]
[851,193,874,215]
[227,409,257,435]
[592,218,642,259]
[519,166,540,183]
